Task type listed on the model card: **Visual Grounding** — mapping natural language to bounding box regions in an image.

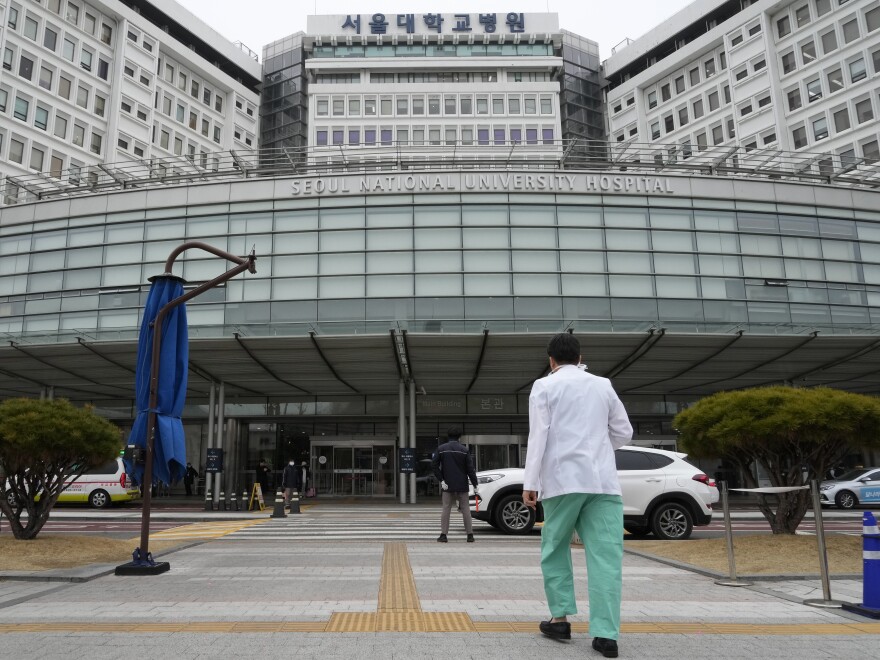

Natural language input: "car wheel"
[5,490,17,508]
[89,489,111,509]
[494,494,535,535]
[624,524,651,538]
[650,502,693,540]
[835,490,858,509]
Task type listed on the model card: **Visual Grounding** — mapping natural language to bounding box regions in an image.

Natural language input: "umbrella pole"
[137,320,164,561]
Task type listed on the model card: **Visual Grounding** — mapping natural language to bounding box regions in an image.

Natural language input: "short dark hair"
[547,333,580,365]
[446,426,462,440]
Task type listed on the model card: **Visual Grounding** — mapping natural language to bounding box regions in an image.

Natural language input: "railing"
[2,140,879,207]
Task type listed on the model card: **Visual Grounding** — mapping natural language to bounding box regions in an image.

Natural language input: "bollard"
[289,490,301,514]
[218,491,226,512]
[271,489,287,518]
[804,479,846,609]
[204,489,213,512]
[230,491,239,512]
[715,481,752,587]
[242,490,249,512]
[842,511,880,619]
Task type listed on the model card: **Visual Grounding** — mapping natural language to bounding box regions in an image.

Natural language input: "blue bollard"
[843,511,880,619]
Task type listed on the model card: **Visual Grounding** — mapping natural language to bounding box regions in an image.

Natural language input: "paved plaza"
[1,506,878,658]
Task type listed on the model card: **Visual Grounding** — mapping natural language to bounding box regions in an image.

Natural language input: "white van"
[57,457,140,508]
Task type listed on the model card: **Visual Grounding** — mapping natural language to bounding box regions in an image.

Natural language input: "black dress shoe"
[592,637,618,658]
[437,534,448,543]
[466,534,475,543]
[539,620,571,641]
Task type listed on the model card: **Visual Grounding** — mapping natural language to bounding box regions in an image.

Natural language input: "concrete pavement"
[1,509,879,659]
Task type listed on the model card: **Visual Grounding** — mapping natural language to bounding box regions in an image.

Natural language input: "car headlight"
[820,484,834,491]
[477,474,505,484]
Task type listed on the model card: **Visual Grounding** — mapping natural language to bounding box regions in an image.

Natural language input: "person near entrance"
[183,462,199,496]
[432,426,479,543]
[523,333,632,658]
[282,459,302,506]
[257,459,272,495]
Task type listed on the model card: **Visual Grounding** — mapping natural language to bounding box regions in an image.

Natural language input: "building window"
[44,27,58,51]
[678,107,688,125]
[748,23,761,36]
[24,16,38,41]
[316,99,328,116]
[53,114,66,138]
[316,130,327,146]
[203,88,211,106]
[753,58,766,72]
[792,125,808,148]
[80,49,93,72]
[868,6,880,32]
[98,59,109,80]
[540,97,552,114]
[801,41,816,65]
[63,38,75,61]
[648,90,657,108]
[827,68,843,92]
[821,30,838,55]
[834,107,851,132]
[693,98,704,118]
[213,126,221,143]
[735,68,748,81]
[712,125,723,145]
[66,4,80,25]
[396,97,408,115]
[856,98,874,123]
[661,84,671,101]
[664,115,674,132]
[19,55,34,81]
[215,95,223,113]
[674,76,685,94]
[816,0,831,16]
[7,7,18,30]
[34,105,48,130]
[651,122,660,140]
[740,103,753,116]
[795,5,810,28]
[777,16,791,38]
[762,132,777,145]
[781,51,796,74]
[731,34,743,47]
[39,66,53,90]
[9,138,24,163]
[59,76,71,99]
[14,96,29,121]
[850,58,867,83]
[50,155,63,178]
[705,58,716,77]
[73,123,85,147]
[708,90,719,111]
[159,129,170,149]
[201,119,209,137]
[445,96,457,114]
[813,117,828,141]
[842,19,859,43]
[689,68,700,85]
[863,140,880,163]
[94,95,105,117]
[2,48,11,71]
[30,146,44,171]
[0,88,7,112]
[786,88,801,111]
[806,78,822,102]
[758,95,771,108]
[101,24,112,45]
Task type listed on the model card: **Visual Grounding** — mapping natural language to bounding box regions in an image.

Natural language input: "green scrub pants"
[540,492,623,640]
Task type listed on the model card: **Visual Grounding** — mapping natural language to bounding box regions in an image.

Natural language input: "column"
[213,381,225,506]
[409,380,416,505]
[399,379,407,504]
[206,382,215,495]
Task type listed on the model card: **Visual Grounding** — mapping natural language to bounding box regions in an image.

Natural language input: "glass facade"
[3,191,880,339]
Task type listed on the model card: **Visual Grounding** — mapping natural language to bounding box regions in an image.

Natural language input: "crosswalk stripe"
[147,519,268,540]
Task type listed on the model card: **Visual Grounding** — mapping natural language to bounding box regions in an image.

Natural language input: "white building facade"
[0,0,260,202]
[605,0,880,167]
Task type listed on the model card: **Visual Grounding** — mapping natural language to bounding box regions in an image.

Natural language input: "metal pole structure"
[398,379,406,504]
[135,243,256,564]
[213,381,225,508]
[715,481,752,587]
[409,379,416,505]
[804,479,845,608]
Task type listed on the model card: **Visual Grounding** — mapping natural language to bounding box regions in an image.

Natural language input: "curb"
[623,546,862,581]
[0,540,204,583]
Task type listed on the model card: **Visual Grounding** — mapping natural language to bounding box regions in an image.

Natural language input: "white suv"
[469,446,718,540]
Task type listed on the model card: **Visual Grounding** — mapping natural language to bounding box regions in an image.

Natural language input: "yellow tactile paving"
[1,621,880,635]
[144,519,267,541]
[377,542,421,612]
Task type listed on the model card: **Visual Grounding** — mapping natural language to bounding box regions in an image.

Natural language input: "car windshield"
[835,469,868,482]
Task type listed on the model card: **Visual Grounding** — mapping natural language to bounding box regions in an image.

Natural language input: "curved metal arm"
[163,240,257,275]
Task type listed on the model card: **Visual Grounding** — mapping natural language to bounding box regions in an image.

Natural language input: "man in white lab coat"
[523,333,633,658]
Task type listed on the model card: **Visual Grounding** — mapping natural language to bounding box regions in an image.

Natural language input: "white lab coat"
[523,364,633,499]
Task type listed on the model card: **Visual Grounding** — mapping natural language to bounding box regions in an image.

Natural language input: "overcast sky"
[175,0,695,61]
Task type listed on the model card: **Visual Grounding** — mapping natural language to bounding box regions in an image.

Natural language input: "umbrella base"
[115,561,170,576]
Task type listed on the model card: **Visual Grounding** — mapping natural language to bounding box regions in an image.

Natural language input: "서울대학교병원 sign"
[336,12,532,35]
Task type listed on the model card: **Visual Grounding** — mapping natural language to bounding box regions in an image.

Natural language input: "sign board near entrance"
[205,448,224,473]
[249,483,266,511]
[399,448,417,473]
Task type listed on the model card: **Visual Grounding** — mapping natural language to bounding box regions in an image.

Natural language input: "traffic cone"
[843,511,880,619]
[289,490,300,514]
[218,491,226,512]
[242,490,249,511]
[230,491,239,512]
[271,489,287,518]
[204,489,213,512]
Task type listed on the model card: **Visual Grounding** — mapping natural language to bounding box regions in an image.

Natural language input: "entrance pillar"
[212,381,225,507]
[399,379,406,504]
[409,380,416,505]
[206,383,215,495]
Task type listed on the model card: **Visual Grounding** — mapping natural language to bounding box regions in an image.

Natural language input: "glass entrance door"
[312,441,396,497]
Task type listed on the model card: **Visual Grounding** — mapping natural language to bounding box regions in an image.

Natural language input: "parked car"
[469,446,718,540]
[5,458,139,509]
[820,467,880,509]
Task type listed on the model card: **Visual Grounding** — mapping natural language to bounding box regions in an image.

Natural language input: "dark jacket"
[282,464,302,489]
[183,466,198,484]
[432,440,478,493]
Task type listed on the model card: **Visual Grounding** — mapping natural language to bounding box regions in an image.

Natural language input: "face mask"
[289,461,295,466]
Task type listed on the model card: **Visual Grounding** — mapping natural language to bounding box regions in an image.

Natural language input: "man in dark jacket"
[281,459,301,506]
[431,426,479,543]
[183,462,199,496]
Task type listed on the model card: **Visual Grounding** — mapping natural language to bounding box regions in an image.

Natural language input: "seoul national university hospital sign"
[290,173,676,197]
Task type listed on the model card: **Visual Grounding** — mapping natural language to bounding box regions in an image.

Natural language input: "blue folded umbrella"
[125,275,188,487]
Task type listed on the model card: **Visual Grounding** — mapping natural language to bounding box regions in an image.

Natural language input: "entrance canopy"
[1,330,880,403]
